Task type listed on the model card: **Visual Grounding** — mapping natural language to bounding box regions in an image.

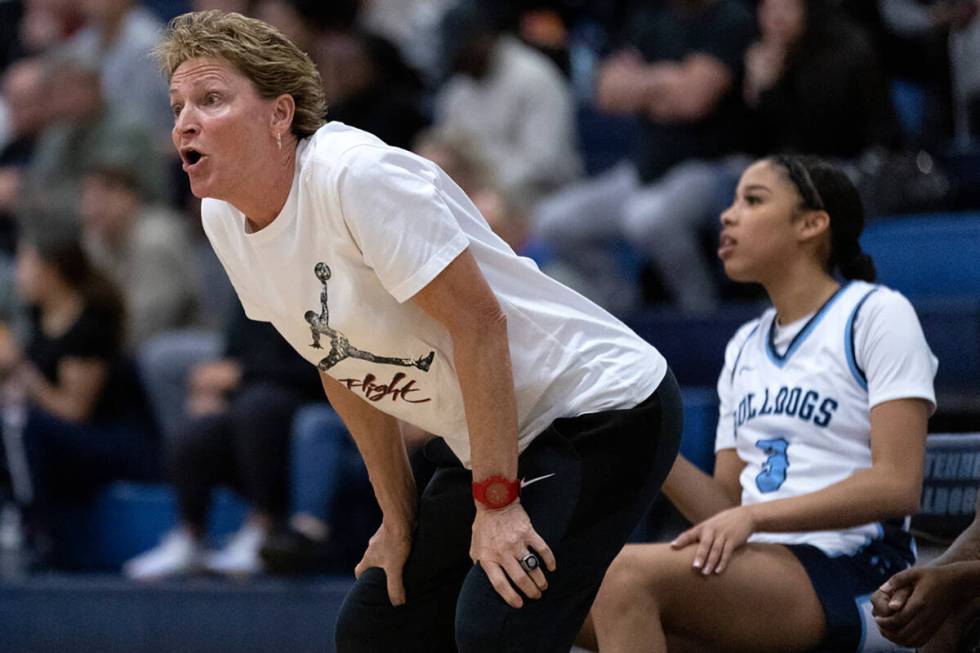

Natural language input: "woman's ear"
[797,209,830,243]
[271,93,296,138]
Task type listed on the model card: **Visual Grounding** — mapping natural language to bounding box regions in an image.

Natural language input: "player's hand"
[873,564,968,647]
[355,521,413,606]
[871,584,911,618]
[670,505,756,575]
[470,502,556,609]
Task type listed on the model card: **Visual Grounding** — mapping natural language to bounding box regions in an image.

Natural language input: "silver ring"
[519,552,540,574]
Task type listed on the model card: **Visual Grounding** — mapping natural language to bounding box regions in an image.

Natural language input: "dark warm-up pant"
[335,369,683,653]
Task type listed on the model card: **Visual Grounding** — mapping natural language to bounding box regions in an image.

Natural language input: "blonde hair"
[155,10,326,138]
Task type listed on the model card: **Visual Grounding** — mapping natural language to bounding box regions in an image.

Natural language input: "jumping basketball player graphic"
[304,262,435,373]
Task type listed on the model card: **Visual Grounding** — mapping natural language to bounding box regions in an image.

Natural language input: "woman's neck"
[39,285,85,339]
[240,142,298,232]
[764,263,841,325]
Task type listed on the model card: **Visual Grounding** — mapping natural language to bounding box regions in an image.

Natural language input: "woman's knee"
[594,545,677,616]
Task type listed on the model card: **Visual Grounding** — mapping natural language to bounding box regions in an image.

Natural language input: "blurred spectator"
[433,2,581,208]
[948,3,980,144]
[325,31,428,150]
[358,0,457,85]
[79,163,200,348]
[261,410,432,576]
[745,0,896,158]
[252,0,320,56]
[0,215,160,565]
[534,0,755,313]
[259,403,370,574]
[258,0,428,149]
[0,57,48,258]
[878,0,978,146]
[63,0,172,144]
[23,54,167,216]
[17,0,84,56]
[123,306,322,580]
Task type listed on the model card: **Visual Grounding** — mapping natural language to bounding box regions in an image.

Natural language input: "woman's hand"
[355,521,414,607]
[596,50,651,114]
[872,563,971,647]
[670,505,757,575]
[470,502,556,608]
[186,359,242,416]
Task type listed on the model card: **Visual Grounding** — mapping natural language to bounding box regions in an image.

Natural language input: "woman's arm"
[20,357,108,423]
[662,450,745,524]
[673,398,928,575]
[933,491,980,566]
[320,371,415,605]
[410,248,518,489]
[320,372,415,532]
[411,247,555,609]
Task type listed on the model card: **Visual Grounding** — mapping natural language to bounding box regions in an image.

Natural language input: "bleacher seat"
[680,387,719,474]
[914,432,980,543]
[861,212,980,303]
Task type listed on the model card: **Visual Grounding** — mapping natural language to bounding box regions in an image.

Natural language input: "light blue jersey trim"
[843,287,881,390]
[765,283,851,368]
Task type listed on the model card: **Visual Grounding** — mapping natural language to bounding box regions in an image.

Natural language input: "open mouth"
[180,147,205,169]
[718,234,737,258]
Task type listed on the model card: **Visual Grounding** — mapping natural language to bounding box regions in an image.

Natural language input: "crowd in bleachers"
[0,0,977,646]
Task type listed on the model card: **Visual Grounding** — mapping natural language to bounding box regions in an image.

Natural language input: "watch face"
[485,480,512,507]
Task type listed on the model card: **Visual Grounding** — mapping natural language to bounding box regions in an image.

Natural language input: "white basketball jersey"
[715,281,937,557]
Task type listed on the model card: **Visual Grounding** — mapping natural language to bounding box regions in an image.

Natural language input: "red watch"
[472,475,520,509]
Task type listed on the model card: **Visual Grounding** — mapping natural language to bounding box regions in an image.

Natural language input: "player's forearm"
[748,466,920,533]
[360,423,417,532]
[662,455,739,523]
[934,517,980,566]
[321,375,416,531]
[452,311,519,484]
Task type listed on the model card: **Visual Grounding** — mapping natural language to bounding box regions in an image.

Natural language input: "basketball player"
[585,155,938,652]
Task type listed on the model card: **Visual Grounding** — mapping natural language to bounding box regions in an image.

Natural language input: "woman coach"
[157,11,681,652]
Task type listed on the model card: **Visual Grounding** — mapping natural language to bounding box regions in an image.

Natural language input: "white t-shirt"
[202,122,666,467]
[715,281,937,556]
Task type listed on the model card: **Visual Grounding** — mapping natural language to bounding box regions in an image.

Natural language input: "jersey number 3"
[755,437,789,493]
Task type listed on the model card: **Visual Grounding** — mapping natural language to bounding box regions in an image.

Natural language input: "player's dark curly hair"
[767,154,877,282]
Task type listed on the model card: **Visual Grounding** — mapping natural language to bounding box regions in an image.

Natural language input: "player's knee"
[595,549,645,613]
[595,545,670,617]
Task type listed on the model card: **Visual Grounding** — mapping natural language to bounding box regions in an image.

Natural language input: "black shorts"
[787,537,914,652]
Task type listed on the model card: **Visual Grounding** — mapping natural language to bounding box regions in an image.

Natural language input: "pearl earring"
[276,131,282,151]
